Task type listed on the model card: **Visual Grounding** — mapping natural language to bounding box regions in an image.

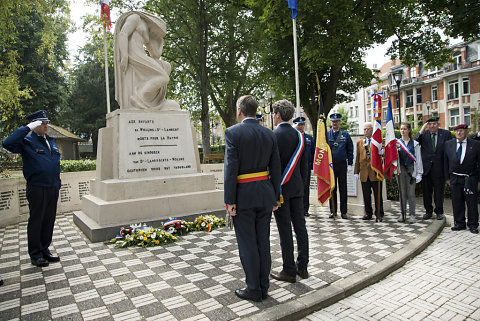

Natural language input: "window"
[350,107,354,117]
[416,88,422,104]
[463,77,470,95]
[406,90,414,107]
[431,86,438,101]
[448,80,459,100]
[453,54,462,70]
[355,106,359,117]
[367,110,372,121]
[367,91,371,103]
[450,109,460,128]
[464,107,471,126]
[410,67,416,78]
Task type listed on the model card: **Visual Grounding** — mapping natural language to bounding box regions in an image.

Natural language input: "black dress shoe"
[304,212,310,217]
[43,253,60,262]
[423,213,433,220]
[436,214,445,220]
[0,279,3,286]
[31,257,49,267]
[271,270,296,283]
[451,225,467,231]
[296,269,309,279]
[341,213,348,219]
[235,289,262,302]
[469,227,479,234]
[362,215,372,220]
[329,213,335,219]
[262,293,268,300]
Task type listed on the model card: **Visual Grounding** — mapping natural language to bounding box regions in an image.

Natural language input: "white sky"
[67,1,391,67]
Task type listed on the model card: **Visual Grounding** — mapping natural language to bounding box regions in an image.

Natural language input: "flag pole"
[103,27,111,114]
[292,18,300,117]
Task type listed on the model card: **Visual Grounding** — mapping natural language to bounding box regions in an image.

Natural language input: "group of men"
[225,97,480,302]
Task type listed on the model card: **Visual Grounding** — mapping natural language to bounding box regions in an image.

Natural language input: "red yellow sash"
[237,171,269,184]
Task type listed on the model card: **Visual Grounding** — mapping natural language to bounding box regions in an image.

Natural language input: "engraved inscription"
[18,188,28,207]
[0,190,14,211]
[60,184,71,203]
[78,181,90,200]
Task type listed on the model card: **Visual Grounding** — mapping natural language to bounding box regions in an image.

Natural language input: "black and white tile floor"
[0,203,431,320]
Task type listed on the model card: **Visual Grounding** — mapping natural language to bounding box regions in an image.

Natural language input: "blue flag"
[286,0,298,19]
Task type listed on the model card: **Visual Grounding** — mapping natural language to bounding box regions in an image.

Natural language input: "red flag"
[371,92,384,181]
[100,0,111,30]
[384,99,398,180]
[313,87,335,205]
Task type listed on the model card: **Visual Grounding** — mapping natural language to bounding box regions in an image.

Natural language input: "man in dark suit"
[415,116,452,220]
[270,100,309,283]
[224,95,281,302]
[444,124,480,234]
[293,116,315,217]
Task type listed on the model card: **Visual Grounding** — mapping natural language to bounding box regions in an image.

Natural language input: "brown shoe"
[296,269,309,279]
[270,270,296,283]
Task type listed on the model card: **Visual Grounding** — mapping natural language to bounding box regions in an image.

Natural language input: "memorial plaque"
[118,113,197,179]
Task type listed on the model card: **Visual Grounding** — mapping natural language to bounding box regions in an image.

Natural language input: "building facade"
[366,40,480,130]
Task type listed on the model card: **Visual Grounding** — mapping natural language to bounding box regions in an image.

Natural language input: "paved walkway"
[302,224,480,321]
[0,201,443,320]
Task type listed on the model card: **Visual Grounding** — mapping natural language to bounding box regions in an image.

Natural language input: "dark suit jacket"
[444,138,480,183]
[224,118,281,210]
[415,128,452,176]
[273,123,308,200]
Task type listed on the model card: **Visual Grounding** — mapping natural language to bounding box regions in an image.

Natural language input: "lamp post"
[426,101,431,118]
[265,90,275,130]
[258,98,267,127]
[393,70,403,126]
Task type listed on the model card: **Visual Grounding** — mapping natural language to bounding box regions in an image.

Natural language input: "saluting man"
[2,110,62,267]
[327,113,354,219]
[415,116,452,220]
[444,124,480,234]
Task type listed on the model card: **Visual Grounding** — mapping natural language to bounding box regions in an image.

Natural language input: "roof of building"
[47,124,85,142]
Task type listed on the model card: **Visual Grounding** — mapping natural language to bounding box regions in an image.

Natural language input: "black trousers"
[303,172,311,214]
[450,176,479,229]
[361,178,384,218]
[422,171,446,215]
[26,185,59,260]
[330,161,347,215]
[233,207,272,297]
[274,196,309,276]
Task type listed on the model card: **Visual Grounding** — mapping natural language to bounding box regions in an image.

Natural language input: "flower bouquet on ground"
[106,215,226,248]
[188,215,226,232]
[107,223,177,248]
[163,219,190,236]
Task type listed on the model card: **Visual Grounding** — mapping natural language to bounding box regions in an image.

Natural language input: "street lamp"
[265,90,276,130]
[393,70,403,126]
[258,98,267,127]
[426,101,431,118]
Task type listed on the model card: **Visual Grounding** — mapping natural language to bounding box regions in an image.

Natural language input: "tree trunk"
[198,0,211,157]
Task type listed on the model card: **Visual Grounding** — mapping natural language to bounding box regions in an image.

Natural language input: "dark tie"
[457,141,463,162]
[365,139,370,159]
[431,133,436,152]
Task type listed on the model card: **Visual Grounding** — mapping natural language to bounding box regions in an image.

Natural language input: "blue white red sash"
[280,129,305,185]
[396,139,416,162]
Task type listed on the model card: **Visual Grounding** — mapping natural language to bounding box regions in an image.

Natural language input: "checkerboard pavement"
[0,202,432,321]
[303,214,480,321]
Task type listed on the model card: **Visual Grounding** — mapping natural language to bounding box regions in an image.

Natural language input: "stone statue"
[114,11,179,111]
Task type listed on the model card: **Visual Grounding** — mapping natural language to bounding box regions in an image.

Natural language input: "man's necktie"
[457,141,463,162]
[432,133,436,152]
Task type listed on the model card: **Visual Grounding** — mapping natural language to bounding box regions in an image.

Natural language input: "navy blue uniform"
[273,123,309,277]
[224,118,281,299]
[303,132,315,215]
[327,130,354,216]
[2,126,61,260]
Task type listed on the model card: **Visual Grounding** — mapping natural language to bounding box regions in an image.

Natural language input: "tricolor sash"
[278,129,305,207]
[396,139,416,162]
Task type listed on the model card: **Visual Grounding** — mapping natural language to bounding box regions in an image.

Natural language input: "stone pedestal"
[74,109,224,242]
